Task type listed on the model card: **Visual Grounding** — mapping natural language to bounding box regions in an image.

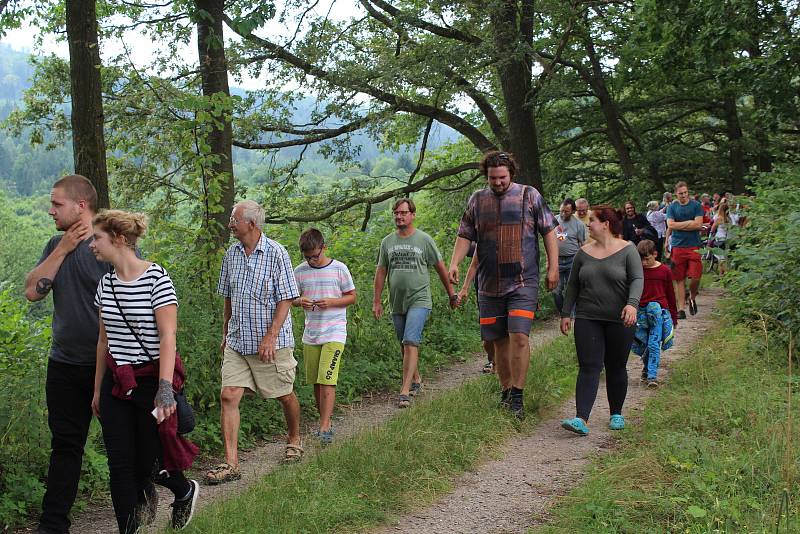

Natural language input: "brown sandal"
[204,462,241,485]
[282,443,304,463]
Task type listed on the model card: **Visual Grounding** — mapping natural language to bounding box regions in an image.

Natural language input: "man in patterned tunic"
[449,151,559,419]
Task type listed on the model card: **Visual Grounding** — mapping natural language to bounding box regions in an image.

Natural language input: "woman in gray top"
[559,206,643,435]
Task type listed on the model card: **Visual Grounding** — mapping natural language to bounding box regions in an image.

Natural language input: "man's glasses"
[393,210,412,216]
[497,152,509,161]
[229,216,246,225]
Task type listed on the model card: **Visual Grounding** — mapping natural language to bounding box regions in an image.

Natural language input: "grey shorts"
[478,286,537,341]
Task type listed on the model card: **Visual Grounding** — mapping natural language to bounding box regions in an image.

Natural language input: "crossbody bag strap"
[108,271,155,363]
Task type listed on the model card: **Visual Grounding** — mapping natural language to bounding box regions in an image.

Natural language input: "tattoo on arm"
[155,378,176,408]
[36,278,53,295]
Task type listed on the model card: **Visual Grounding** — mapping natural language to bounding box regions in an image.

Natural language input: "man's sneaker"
[510,394,524,420]
[561,417,589,435]
[134,482,158,526]
[647,380,659,389]
[409,382,422,397]
[319,427,335,445]
[499,389,511,409]
[482,361,494,374]
[689,298,698,316]
[609,414,625,430]
[398,394,411,408]
[678,310,687,320]
[171,479,199,530]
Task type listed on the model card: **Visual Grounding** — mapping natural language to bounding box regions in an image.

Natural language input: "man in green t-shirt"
[373,198,458,408]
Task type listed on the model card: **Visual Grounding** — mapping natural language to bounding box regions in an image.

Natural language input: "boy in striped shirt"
[293,229,357,444]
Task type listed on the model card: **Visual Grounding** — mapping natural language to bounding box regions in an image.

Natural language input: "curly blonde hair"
[93,210,149,247]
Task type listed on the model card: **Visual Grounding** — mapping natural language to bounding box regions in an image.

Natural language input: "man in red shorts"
[666,181,704,319]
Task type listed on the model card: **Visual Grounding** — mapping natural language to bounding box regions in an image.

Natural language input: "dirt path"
[373,287,722,534]
[57,317,563,533]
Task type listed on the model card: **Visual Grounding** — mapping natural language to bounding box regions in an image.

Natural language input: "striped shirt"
[94,263,177,365]
[217,234,300,354]
[294,259,356,345]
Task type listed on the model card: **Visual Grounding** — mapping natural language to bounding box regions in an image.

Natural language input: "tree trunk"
[722,95,747,193]
[583,34,637,182]
[491,0,544,193]
[196,0,235,248]
[66,0,109,208]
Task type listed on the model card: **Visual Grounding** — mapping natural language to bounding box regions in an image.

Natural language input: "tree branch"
[360,0,482,44]
[541,127,606,155]
[233,114,377,149]
[264,162,479,223]
[226,16,495,151]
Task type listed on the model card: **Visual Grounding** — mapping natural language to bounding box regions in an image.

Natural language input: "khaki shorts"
[221,345,297,399]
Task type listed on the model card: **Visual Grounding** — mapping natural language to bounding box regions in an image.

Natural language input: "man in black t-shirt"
[24,175,110,534]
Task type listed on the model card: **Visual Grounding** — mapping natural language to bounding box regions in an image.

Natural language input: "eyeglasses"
[497,152,509,161]
[304,253,322,262]
[229,216,243,225]
[393,210,412,216]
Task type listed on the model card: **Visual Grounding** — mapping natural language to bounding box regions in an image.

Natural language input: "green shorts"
[303,342,345,386]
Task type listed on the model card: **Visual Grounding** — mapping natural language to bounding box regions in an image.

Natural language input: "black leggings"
[574,319,635,421]
[100,372,190,534]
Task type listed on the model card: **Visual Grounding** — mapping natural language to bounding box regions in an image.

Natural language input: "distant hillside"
[0,44,461,196]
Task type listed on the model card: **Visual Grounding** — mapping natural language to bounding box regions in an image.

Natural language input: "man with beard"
[449,151,559,420]
[25,175,111,534]
[373,198,457,408]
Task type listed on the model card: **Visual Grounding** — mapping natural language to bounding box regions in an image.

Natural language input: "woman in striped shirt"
[89,210,198,533]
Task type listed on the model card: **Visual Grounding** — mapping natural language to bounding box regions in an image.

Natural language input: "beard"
[55,212,80,231]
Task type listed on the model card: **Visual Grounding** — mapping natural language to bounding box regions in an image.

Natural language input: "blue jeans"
[552,256,574,315]
[633,303,673,380]
[392,307,431,346]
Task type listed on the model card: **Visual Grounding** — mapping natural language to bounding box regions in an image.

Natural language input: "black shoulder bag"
[108,273,196,435]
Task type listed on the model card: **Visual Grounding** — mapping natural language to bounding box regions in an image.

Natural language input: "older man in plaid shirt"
[205,200,302,485]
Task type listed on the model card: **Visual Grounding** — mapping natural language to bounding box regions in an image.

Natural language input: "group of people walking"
[27,153,720,533]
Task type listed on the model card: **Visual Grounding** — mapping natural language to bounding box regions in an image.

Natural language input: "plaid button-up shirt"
[458,183,557,297]
[217,234,300,354]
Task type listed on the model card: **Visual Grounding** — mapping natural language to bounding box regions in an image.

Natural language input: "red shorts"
[671,246,703,280]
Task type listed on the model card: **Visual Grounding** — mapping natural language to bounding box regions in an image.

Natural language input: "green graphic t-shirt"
[377,229,443,314]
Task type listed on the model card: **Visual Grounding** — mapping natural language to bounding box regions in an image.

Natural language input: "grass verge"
[179,334,577,533]
[535,318,799,533]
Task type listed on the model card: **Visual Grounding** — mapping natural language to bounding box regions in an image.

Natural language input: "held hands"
[621,305,637,327]
[153,378,177,424]
[258,332,278,362]
[448,294,459,310]
[560,317,572,335]
[58,221,92,253]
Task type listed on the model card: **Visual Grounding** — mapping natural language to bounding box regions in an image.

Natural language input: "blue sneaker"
[319,428,335,445]
[609,414,625,430]
[561,417,589,435]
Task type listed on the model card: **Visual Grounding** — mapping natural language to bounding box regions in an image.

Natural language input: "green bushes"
[0,291,108,529]
[724,169,800,346]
